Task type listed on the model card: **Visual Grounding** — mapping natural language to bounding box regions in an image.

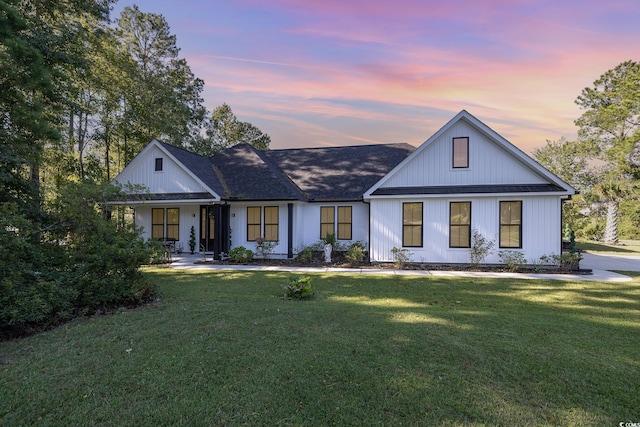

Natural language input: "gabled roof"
[364,110,576,198]
[265,143,415,201]
[210,143,304,201]
[115,140,415,203]
[113,140,222,203]
[158,141,226,197]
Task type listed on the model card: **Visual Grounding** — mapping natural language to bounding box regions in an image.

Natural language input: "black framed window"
[264,206,279,241]
[320,206,334,239]
[166,208,179,240]
[247,206,261,241]
[450,202,471,248]
[500,201,522,248]
[452,137,469,168]
[152,208,164,239]
[337,206,352,240]
[154,157,163,171]
[402,202,423,247]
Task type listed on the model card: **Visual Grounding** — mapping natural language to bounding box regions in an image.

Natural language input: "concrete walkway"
[581,252,640,272]
[168,253,633,282]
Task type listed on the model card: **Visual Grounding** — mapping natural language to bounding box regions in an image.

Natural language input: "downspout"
[363,199,371,262]
[287,203,294,259]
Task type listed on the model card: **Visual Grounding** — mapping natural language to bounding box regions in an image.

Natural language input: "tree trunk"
[604,200,619,244]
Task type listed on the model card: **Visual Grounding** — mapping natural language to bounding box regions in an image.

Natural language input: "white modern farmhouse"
[113,110,575,264]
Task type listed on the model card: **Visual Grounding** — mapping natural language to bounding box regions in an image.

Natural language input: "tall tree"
[532,137,596,191]
[1,0,113,208]
[191,103,271,156]
[575,60,640,244]
[115,6,206,163]
[533,137,598,238]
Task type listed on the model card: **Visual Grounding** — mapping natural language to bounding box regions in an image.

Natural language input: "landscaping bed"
[195,253,591,275]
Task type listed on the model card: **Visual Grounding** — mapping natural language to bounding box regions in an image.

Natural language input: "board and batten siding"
[369,196,562,263]
[380,121,547,188]
[116,146,210,194]
[133,204,200,245]
[293,202,369,248]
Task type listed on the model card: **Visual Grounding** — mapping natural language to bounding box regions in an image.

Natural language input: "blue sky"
[112,0,640,152]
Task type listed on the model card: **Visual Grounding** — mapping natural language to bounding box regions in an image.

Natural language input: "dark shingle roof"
[210,144,304,201]
[158,141,415,202]
[264,143,415,201]
[159,141,226,197]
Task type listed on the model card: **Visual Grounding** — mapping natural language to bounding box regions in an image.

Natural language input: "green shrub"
[229,246,254,262]
[147,238,166,264]
[498,250,526,272]
[295,245,316,263]
[255,237,277,259]
[0,183,155,337]
[321,232,336,248]
[391,247,412,268]
[345,242,366,264]
[282,276,314,300]
[540,252,582,271]
[470,229,495,267]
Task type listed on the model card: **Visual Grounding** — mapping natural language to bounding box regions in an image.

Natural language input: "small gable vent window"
[155,157,163,172]
[452,137,469,168]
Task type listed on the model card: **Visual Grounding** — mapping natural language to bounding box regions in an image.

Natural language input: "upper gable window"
[452,137,469,168]
[154,157,163,172]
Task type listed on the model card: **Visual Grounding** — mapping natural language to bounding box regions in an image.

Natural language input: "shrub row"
[0,184,155,339]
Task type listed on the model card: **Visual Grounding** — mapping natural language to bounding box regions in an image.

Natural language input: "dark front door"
[200,206,215,253]
[200,205,230,258]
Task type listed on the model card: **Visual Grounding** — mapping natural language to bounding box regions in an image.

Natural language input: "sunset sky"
[113,0,639,153]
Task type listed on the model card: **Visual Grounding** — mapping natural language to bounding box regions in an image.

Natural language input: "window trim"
[452,137,469,169]
[151,208,165,239]
[337,206,352,240]
[166,208,180,241]
[263,206,279,242]
[247,206,262,242]
[154,157,163,172]
[449,201,471,248]
[402,202,423,248]
[320,206,335,239]
[499,201,522,248]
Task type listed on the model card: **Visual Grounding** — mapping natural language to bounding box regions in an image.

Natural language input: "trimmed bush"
[282,276,314,300]
[229,246,254,262]
[345,242,366,264]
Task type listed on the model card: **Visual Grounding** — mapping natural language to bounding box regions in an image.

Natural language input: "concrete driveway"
[581,252,640,272]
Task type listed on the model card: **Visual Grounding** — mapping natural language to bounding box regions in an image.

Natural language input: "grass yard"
[1,268,639,426]
[577,239,640,254]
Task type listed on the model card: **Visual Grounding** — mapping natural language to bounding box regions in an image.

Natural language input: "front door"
[200,206,215,253]
[200,205,230,258]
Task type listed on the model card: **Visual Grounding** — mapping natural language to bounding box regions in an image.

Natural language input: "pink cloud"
[177,0,639,152]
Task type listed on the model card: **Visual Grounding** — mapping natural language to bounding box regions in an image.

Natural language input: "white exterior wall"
[228,201,368,256]
[292,202,369,250]
[133,203,200,249]
[369,196,563,263]
[380,121,547,188]
[132,200,370,256]
[116,145,210,194]
[230,202,289,256]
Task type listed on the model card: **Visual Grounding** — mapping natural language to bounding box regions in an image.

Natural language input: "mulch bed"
[194,256,592,275]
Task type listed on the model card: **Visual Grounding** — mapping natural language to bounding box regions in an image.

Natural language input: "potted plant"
[189,226,196,254]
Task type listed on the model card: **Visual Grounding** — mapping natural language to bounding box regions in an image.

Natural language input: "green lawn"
[577,239,640,254]
[1,268,639,426]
